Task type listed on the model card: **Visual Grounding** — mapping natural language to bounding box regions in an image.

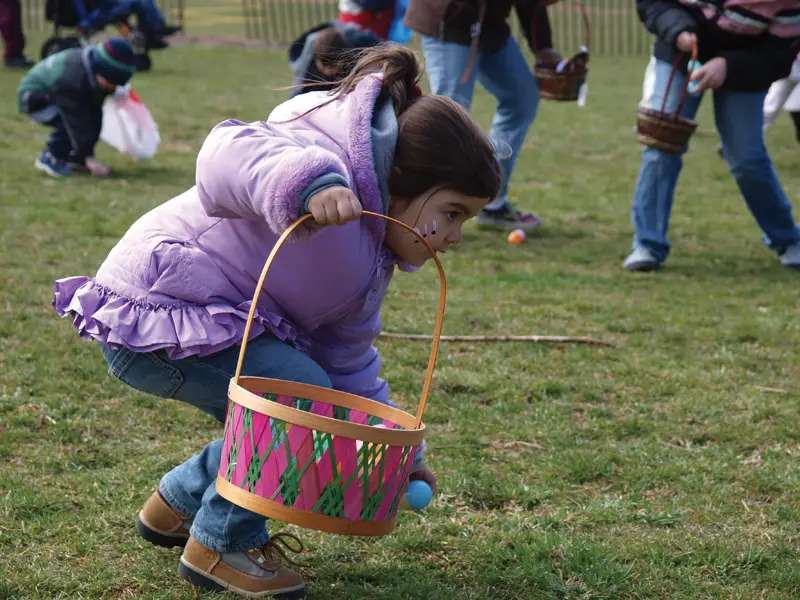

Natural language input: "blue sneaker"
[35,151,72,177]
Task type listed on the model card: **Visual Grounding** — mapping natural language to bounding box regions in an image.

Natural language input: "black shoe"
[146,36,169,50]
[163,24,182,36]
[4,55,34,68]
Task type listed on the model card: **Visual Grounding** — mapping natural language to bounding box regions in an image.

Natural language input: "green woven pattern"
[225,406,252,481]
[228,397,415,520]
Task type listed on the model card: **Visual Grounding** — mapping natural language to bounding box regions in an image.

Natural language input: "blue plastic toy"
[402,480,433,511]
[687,59,703,95]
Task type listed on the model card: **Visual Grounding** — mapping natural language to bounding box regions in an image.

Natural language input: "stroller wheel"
[40,35,82,59]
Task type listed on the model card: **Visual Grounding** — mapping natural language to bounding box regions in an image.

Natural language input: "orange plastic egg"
[507,229,526,245]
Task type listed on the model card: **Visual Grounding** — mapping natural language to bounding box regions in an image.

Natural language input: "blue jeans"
[421,34,539,210]
[632,59,800,262]
[101,337,331,552]
[41,113,73,160]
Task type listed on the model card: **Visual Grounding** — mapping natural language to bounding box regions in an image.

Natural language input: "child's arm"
[309,332,390,405]
[637,0,697,50]
[195,120,352,234]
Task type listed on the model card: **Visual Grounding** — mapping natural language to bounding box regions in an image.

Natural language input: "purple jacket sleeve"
[195,120,351,234]
[307,313,390,406]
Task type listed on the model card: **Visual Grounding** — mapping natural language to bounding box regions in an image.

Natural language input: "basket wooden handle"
[661,39,699,119]
[233,210,447,429]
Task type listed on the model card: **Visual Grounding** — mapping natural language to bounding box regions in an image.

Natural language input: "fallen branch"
[378,332,614,347]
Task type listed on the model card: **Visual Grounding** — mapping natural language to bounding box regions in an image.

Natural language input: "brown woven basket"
[636,42,699,154]
[533,0,590,102]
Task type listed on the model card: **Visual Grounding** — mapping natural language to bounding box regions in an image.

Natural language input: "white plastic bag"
[100,84,160,160]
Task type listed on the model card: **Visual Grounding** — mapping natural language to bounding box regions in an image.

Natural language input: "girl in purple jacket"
[53,45,500,598]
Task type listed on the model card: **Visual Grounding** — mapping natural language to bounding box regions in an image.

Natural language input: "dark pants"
[791,112,800,144]
[0,0,24,59]
[43,114,75,160]
[80,0,165,39]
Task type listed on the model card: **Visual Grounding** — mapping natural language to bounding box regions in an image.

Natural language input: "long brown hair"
[290,44,501,201]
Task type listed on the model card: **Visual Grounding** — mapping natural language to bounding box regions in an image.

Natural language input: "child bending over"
[54,44,500,598]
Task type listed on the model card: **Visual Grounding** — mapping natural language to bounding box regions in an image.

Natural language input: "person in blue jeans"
[404,0,562,230]
[625,0,800,271]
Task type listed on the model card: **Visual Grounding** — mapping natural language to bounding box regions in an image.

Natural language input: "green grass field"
[1,41,799,600]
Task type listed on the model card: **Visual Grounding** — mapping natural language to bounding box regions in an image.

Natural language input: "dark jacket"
[17,46,111,161]
[404,0,553,53]
[638,0,799,91]
[288,21,383,98]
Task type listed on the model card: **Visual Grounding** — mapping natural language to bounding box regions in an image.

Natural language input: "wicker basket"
[533,0,590,102]
[636,43,699,154]
[216,212,446,537]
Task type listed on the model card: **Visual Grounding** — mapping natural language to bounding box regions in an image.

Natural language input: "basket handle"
[233,211,447,429]
[531,0,590,61]
[661,39,699,119]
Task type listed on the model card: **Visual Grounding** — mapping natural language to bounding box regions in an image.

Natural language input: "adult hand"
[536,48,563,67]
[676,31,697,54]
[307,186,362,225]
[690,57,727,93]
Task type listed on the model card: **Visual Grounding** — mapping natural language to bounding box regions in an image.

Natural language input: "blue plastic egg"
[404,480,433,511]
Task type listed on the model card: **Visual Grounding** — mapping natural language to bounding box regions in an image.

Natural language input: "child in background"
[288,21,382,97]
[624,0,800,271]
[763,53,800,142]
[16,36,136,177]
[53,45,500,598]
[338,0,395,39]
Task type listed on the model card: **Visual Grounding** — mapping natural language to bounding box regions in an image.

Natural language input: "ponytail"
[329,44,423,116]
[280,44,423,122]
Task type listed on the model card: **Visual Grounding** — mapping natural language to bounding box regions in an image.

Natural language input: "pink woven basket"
[216,212,446,536]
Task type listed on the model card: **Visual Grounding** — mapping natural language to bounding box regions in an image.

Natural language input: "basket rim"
[216,476,397,536]
[229,377,426,446]
[533,65,587,79]
[636,106,697,128]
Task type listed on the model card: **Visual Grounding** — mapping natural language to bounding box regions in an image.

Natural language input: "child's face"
[95,74,117,93]
[386,187,488,266]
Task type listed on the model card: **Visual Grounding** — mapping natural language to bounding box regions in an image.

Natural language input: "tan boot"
[136,491,191,548]
[179,534,307,599]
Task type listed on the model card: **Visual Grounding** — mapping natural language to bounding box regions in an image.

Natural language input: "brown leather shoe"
[179,534,307,599]
[136,491,191,548]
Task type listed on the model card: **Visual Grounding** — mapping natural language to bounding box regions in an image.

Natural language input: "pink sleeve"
[195,120,351,234]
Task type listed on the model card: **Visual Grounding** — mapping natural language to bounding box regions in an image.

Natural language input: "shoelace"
[258,532,309,569]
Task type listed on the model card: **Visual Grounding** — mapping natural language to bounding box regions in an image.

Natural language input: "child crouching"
[16,36,136,178]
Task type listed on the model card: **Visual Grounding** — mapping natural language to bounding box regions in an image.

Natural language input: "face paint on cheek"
[413,220,438,244]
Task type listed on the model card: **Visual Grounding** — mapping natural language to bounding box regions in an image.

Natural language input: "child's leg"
[639,54,657,109]
[714,88,800,254]
[159,439,270,551]
[791,111,800,143]
[783,83,800,142]
[102,335,330,424]
[46,115,74,160]
[628,60,702,264]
